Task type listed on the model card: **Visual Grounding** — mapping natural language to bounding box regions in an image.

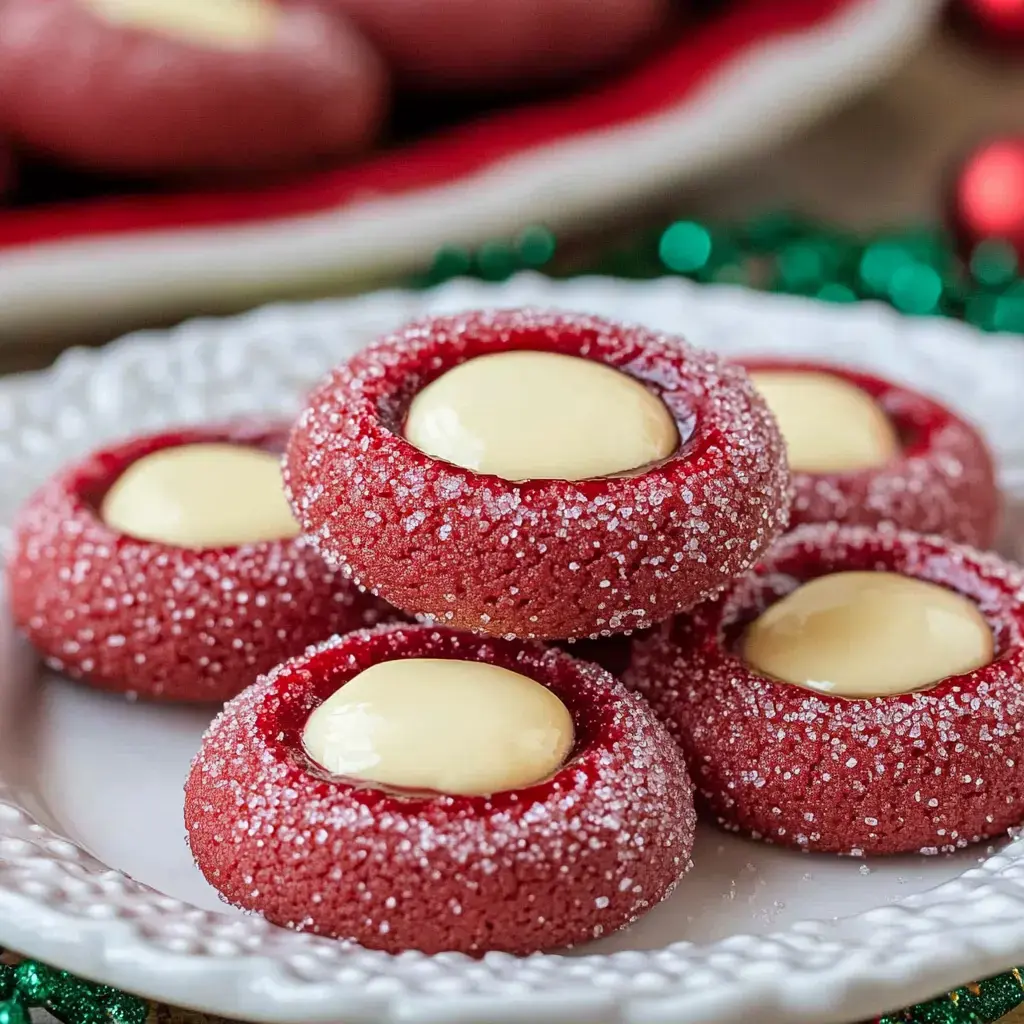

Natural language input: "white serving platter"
[0,275,1023,1024]
[0,0,941,338]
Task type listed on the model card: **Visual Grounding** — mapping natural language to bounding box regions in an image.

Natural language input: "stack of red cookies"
[8,308,1017,957]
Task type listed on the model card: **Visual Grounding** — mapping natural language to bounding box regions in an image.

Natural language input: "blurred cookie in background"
[0,0,389,176]
[320,0,672,89]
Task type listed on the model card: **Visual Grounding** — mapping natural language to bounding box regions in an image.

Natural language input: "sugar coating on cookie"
[404,351,679,481]
[9,424,401,703]
[627,523,1024,856]
[742,571,993,698]
[286,309,791,640]
[100,442,298,548]
[186,625,697,955]
[738,359,1000,548]
[303,658,574,795]
[0,0,388,176]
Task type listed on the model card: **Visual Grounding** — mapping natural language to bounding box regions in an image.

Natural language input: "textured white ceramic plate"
[0,0,940,338]
[1,276,1024,1024]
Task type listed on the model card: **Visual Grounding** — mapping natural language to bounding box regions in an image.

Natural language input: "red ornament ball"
[953,0,1024,42]
[952,137,1024,258]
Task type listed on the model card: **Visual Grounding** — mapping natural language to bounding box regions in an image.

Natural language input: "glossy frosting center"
[749,370,900,473]
[101,443,299,547]
[404,351,679,481]
[741,571,993,698]
[85,0,278,49]
[302,658,575,796]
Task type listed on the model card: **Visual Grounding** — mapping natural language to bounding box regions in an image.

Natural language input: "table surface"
[11,18,1024,1024]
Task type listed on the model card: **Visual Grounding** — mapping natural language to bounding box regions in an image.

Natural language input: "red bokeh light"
[953,139,1024,254]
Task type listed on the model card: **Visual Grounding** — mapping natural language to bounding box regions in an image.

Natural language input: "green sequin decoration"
[4,954,149,1024]
[0,998,28,1024]
[659,220,713,273]
[416,213,1024,334]
[876,967,1024,1023]
[99,990,150,1024]
[14,961,60,1002]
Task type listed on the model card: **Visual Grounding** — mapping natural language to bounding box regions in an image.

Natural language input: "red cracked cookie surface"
[626,523,1024,856]
[185,624,697,955]
[285,309,791,641]
[739,358,1000,548]
[0,0,387,176]
[8,422,400,703]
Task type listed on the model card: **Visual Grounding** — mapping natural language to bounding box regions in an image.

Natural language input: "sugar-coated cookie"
[285,309,790,640]
[186,624,696,954]
[9,422,401,702]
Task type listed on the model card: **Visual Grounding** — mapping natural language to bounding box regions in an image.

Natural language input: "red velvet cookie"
[627,523,1024,856]
[285,309,790,641]
[740,359,1000,547]
[0,0,387,176]
[185,624,696,955]
[320,0,669,89]
[8,422,400,703]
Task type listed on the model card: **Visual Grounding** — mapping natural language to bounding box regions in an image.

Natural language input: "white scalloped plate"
[1,276,1024,1024]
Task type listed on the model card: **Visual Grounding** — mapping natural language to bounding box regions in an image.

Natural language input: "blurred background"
[0,0,1020,372]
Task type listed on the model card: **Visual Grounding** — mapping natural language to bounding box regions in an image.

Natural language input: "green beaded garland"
[970,238,1019,289]
[422,244,472,287]
[815,282,858,303]
[658,220,713,274]
[739,209,804,251]
[0,998,28,1024]
[413,213,1024,333]
[887,262,944,316]
[876,967,1024,1023]
[859,239,918,297]
[474,239,518,282]
[515,225,556,268]
[97,988,150,1024]
[15,960,61,1003]
[990,281,1024,333]
[2,955,151,1024]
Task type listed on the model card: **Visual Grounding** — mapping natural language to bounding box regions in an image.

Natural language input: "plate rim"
[3,274,1024,1024]
[0,0,941,336]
